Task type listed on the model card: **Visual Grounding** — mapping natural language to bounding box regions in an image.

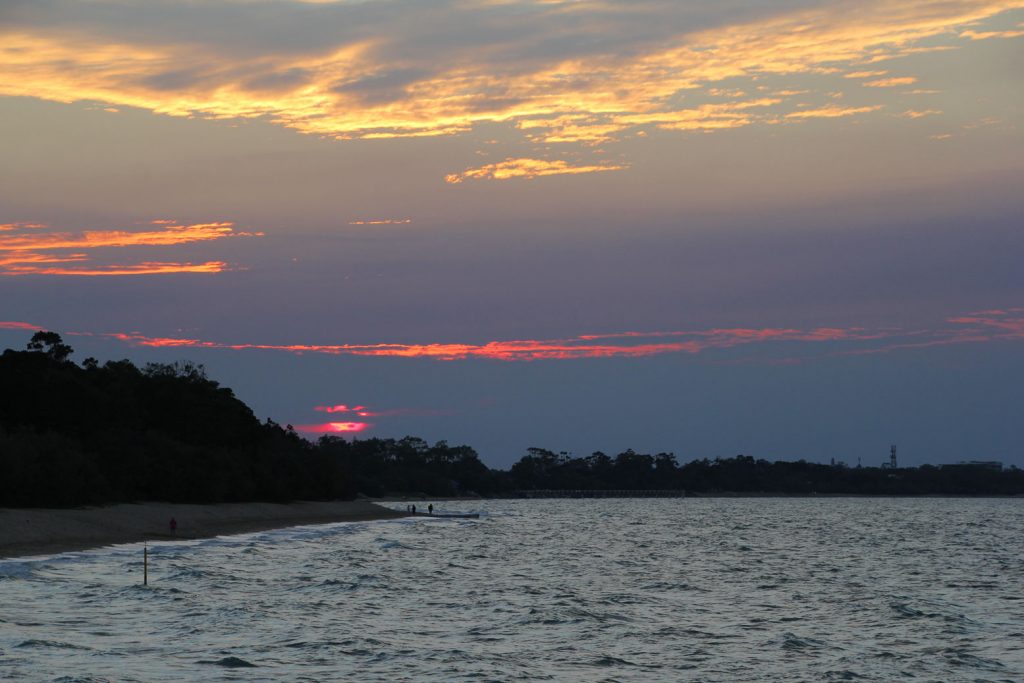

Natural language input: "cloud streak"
[0,321,42,331]
[960,25,1024,39]
[0,222,46,232]
[784,105,883,120]
[0,220,258,276]
[863,76,918,88]
[314,403,449,418]
[3,309,1022,370]
[314,404,367,414]
[3,261,230,277]
[445,157,627,183]
[1,308,1014,363]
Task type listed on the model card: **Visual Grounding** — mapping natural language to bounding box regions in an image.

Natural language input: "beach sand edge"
[0,500,407,559]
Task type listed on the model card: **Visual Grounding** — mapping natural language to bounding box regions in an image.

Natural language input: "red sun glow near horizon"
[293,421,370,434]
[297,404,376,434]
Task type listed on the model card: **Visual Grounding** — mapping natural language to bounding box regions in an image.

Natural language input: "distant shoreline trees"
[1,332,1021,507]
[503,450,1022,497]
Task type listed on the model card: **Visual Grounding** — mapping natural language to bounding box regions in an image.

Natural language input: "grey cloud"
[244,67,314,93]
[3,0,828,66]
[332,67,430,105]
[139,68,210,92]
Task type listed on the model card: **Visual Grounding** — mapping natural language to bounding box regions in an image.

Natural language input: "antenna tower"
[889,444,897,469]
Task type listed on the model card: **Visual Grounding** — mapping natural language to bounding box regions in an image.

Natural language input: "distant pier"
[412,511,480,519]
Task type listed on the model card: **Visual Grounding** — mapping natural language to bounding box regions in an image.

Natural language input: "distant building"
[941,461,1003,472]
[881,444,898,469]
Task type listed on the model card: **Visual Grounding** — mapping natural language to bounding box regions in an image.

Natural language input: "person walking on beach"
[169,517,177,536]
[411,504,416,514]
[428,504,433,515]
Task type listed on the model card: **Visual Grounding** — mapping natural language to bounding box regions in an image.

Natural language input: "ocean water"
[1,498,1023,682]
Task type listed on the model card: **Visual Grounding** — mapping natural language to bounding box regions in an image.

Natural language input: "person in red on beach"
[169,517,177,535]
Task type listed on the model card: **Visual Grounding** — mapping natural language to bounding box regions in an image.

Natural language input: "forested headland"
[1,332,1021,507]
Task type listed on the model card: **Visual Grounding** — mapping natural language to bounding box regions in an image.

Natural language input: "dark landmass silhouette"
[1,332,1021,508]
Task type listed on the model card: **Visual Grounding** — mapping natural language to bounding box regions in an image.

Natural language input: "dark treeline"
[1,332,1022,507]
[504,449,1024,497]
[0,332,352,506]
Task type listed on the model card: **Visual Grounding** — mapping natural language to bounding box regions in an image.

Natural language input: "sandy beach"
[0,500,407,559]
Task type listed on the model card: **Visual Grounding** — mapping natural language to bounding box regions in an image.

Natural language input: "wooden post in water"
[143,545,148,586]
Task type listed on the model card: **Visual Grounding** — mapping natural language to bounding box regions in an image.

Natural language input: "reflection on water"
[2,498,1023,681]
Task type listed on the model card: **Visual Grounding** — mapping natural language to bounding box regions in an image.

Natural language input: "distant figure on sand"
[169,517,177,535]
[428,504,433,515]
[411,504,416,514]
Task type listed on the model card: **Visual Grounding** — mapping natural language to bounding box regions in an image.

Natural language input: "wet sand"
[0,500,406,559]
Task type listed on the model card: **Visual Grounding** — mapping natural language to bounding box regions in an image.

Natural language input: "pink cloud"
[293,422,371,434]
[313,404,366,414]
[11,307,1024,364]
[946,313,1024,338]
[83,312,1023,361]
[357,408,454,417]
[0,321,42,331]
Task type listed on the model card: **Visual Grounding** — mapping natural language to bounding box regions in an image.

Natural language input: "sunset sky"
[1,0,1022,467]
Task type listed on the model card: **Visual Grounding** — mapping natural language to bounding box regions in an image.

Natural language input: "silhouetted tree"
[26,331,73,362]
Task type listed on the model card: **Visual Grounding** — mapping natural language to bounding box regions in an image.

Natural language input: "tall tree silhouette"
[26,331,73,362]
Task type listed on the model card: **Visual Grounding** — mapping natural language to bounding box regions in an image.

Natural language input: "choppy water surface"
[2,498,1023,682]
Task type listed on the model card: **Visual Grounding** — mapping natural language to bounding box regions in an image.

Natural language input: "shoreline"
[494,492,1024,499]
[0,500,407,560]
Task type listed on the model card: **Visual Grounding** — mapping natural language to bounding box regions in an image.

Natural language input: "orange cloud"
[608,98,782,135]
[900,109,942,118]
[960,26,1024,39]
[0,0,1015,159]
[445,158,627,183]
[347,219,412,225]
[785,104,883,119]
[844,70,889,78]
[0,220,255,276]
[0,252,88,267]
[2,261,228,276]
[0,222,248,252]
[863,76,918,87]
